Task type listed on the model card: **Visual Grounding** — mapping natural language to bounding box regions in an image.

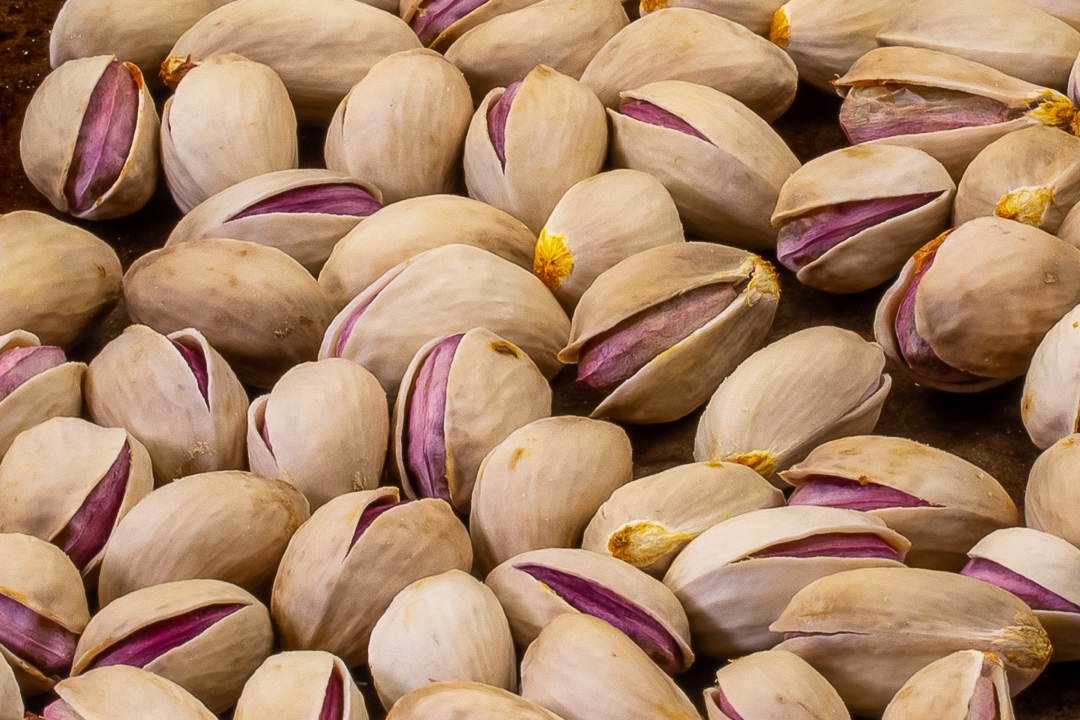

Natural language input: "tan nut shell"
[1022,304,1080,448]
[400,0,543,52]
[51,665,216,720]
[71,579,273,713]
[0,654,20,720]
[705,649,849,720]
[387,682,566,720]
[21,55,159,220]
[1026,433,1080,549]
[639,0,783,36]
[234,650,367,720]
[1057,201,1080,246]
[882,650,1014,720]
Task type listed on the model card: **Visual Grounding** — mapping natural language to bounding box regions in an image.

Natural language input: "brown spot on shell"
[509,447,530,471]
[490,341,519,359]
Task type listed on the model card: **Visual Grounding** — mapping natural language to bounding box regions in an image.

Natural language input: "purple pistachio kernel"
[0,345,66,402]
[577,281,744,394]
[967,676,1000,720]
[51,440,131,572]
[777,192,942,272]
[334,294,379,357]
[840,84,1016,145]
[618,100,714,144]
[405,334,463,504]
[709,685,747,720]
[410,0,490,45]
[230,184,382,220]
[488,82,521,168]
[0,591,80,676]
[43,699,81,720]
[788,476,939,511]
[514,563,685,675]
[746,532,905,562]
[260,414,275,457]
[961,557,1080,613]
[349,498,412,551]
[85,603,244,670]
[64,60,140,213]
[170,339,209,406]
[320,667,345,720]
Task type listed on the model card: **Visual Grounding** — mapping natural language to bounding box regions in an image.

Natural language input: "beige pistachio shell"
[781,435,1019,570]
[469,416,633,576]
[1022,0,1080,30]
[583,461,784,577]
[50,665,216,720]
[21,55,159,220]
[1022,303,1080,448]
[882,650,1014,720]
[771,566,1051,718]
[325,49,472,205]
[170,0,423,123]
[704,649,849,720]
[0,211,122,349]
[369,569,516,710]
[1057,201,1080,246]
[609,82,800,249]
[96,470,310,606]
[387,682,566,720]
[638,0,782,36]
[234,650,367,720]
[0,654,20,720]
[771,144,955,293]
[580,8,797,121]
[318,194,535,311]
[71,579,273,713]
[520,613,701,720]
[400,0,543,52]
[1026,433,1080,549]
[694,326,890,483]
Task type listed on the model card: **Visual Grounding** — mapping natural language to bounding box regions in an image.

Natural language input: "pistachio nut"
[638,0,782,37]
[771,144,955,293]
[874,217,1080,392]
[881,650,1014,720]
[71,579,274,713]
[96,470,310,605]
[582,461,784,578]
[469,416,633,576]
[325,49,472,205]
[391,328,551,514]
[704,649,849,720]
[387,682,565,720]
[21,55,159,219]
[166,169,383,275]
[1026,433,1080,549]
[962,527,1080,662]
[1022,0,1080,30]
[608,81,800,249]
[0,654,20,720]
[580,8,797,121]
[782,435,1019,570]
[401,0,542,52]
[43,665,216,720]
[1022,304,1080,448]
[1057,201,1080,247]
[771,566,1051,718]
[369,569,516,709]
[234,650,368,720]
[0,211,122,349]
[694,326,891,483]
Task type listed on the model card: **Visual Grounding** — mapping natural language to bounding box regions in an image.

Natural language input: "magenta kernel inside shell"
[410,0,489,45]
[170,339,209,406]
[513,563,685,675]
[839,84,1014,145]
[788,476,939,511]
[85,603,244,670]
[320,666,345,720]
[487,82,520,168]
[709,685,747,720]
[43,699,81,720]
[334,293,379,357]
[0,344,66,403]
[229,184,382,220]
[745,531,905,562]
[64,59,139,213]
[967,675,1000,720]
[0,591,80,676]
[404,334,463,504]
[260,412,275,458]
[618,99,714,145]
[961,557,1080,613]
[349,498,412,552]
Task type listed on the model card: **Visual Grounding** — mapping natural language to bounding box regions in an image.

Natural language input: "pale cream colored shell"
[580,8,797,121]
[387,682,566,720]
[1057,201,1080,246]
[234,650,368,720]
[325,49,472,205]
[249,359,388,512]
[1021,0,1080,30]
[369,569,516,709]
[1023,303,1080,448]
[21,55,159,220]
[51,665,217,720]
[881,650,1015,720]
[96,470,310,606]
[71,579,273,713]
[1026,433,1080,549]
[704,649,849,720]
[639,0,782,36]
[84,325,248,485]
[469,416,633,576]
[0,211,122,349]
[0,654,20,720]
[694,326,890,482]
[392,328,552,514]
[318,194,536,311]
[608,81,800,249]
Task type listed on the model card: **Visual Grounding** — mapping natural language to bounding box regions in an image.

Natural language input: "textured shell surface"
[638,0,782,36]
[880,650,1015,720]
[705,649,849,720]
[1026,433,1080,549]
[51,665,217,720]
[233,650,368,720]
[1023,303,1080,449]
[0,654,20,720]
[386,681,565,720]
[400,0,543,53]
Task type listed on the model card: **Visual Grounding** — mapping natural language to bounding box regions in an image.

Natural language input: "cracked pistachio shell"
[21,55,159,220]
[160,53,298,214]
[234,650,367,720]
[1026,433,1080,548]
[0,211,122,349]
[583,461,784,578]
[320,244,569,397]
[319,194,535,312]
[325,50,472,205]
[0,654,19,720]
[71,579,273,714]
[534,169,684,312]
[694,326,890,483]
[580,8,797,121]
[771,144,955,293]
[400,0,543,52]
[771,567,1051,718]
[84,325,247,485]
[882,650,1014,720]
[271,490,473,667]
[782,435,1019,570]
[638,0,782,36]
[48,665,216,720]
[124,239,335,389]
[469,416,633,576]
[392,328,551,514]
[664,505,910,659]
[1023,304,1080,448]
[560,243,779,424]
[369,569,516,710]
[166,169,383,275]
[704,649,849,720]
[521,613,701,720]
[387,682,566,720]
[609,82,801,250]
[249,359,388,512]
[97,470,310,606]
[170,0,422,123]
[463,65,607,235]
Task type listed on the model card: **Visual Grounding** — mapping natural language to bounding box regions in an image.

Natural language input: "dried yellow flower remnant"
[608,521,694,566]
[640,0,669,12]
[746,255,780,302]
[995,186,1056,227]
[723,450,777,479]
[769,6,790,49]
[1029,96,1079,135]
[534,228,574,290]
[912,230,950,274]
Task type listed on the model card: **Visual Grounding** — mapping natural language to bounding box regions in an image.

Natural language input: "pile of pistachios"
[5,0,1080,717]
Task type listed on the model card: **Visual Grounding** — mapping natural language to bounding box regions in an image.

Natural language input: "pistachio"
[401,0,542,52]
[638,0,782,36]
[387,682,565,720]
[44,665,216,720]
[1022,304,1080,448]
[704,649,849,720]
[234,650,368,720]
[1026,433,1080,550]
[881,650,1014,720]
[0,654,20,720]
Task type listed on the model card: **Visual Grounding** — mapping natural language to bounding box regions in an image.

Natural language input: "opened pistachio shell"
[234,650,368,720]
[1022,304,1080,448]
[704,649,849,720]
[46,665,216,720]
[1026,433,1080,548]
[21,55,159,220]
[638,0,782,36]
[882,650,1014,720]
[387,682,566,720]
[0,654,20,720]
[402,0,545,50]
